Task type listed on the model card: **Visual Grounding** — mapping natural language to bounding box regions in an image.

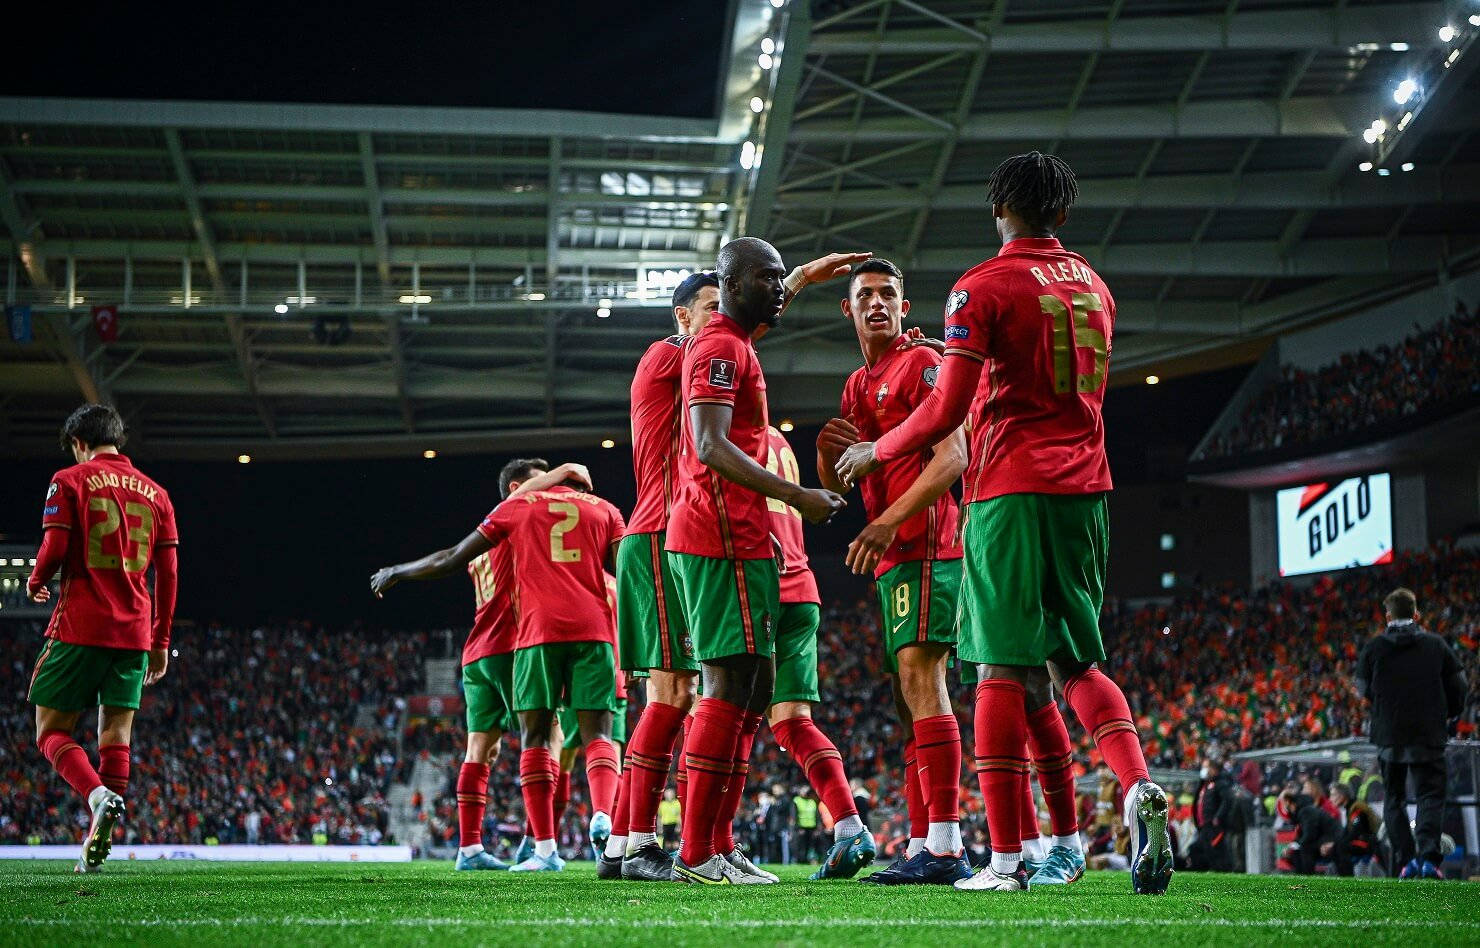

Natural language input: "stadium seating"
[1197,302,1479,460]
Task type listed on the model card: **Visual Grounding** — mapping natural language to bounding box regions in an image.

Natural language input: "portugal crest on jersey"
[876,382,890,406]
[946,289,969,316]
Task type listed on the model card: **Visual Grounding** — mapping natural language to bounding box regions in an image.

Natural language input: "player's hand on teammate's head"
[145,647,169,686]
[369,567,399,599]
[794,487,846,525]
[834,441,880,488]
[845,519,899,575]
[900,327,946,354]
[799,251,873,287]
[816,417,860,463]
[554,462,593,491]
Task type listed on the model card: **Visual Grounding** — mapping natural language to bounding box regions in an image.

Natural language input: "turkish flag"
[91,305,119,343]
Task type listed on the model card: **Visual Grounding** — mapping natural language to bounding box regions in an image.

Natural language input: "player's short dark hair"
[986,151,1079,232]
[498,457,549,500]
[59,403,126,452]
[673,271,719,311]
[1384,587,1418,619]
[847,257,904,295]
[1331,781,1354,801]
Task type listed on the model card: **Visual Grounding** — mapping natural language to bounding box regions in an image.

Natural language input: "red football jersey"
[666,313,772,560]
[627,334,691,536]
[604,571,627,700]
[478,485,625,649]
[764,426,820,605]
[463,542,516,665]
[879,237,1115,503]
[39,453,178,651]
[840,335,963,578]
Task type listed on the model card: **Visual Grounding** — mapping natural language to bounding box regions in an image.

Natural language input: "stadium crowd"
[3,544,1474,859]
[0,622,421,846]
[1198,301,1480,459]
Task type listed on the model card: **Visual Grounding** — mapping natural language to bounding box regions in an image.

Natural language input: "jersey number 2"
[86,497,153,572]
[548,502,581,563]
[1040,292,1107,395]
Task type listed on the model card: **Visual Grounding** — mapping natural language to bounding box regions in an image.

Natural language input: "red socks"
[456,762,490,848]
[38,729,102,800]
[912,714,962,824]
[678,697,744,866]
[519,747,558,841]
[98,743,130,796]
[713,711,763,855]
[611,765,633,840]
[1026,701,1080,836]
[772,716,857,822]
[625,700,686,835]
[1063,668,1149,787]
[973,680,1028,857]
[676,715,691,814]
[584,738,620,815]
[903,739,925,840]
[554,769,572,829]
[1019,770,1039,844]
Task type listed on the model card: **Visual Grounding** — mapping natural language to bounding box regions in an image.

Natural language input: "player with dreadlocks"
[837,152,1174,894]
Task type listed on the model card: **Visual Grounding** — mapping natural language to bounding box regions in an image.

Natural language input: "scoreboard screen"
[1276,473,1393,577]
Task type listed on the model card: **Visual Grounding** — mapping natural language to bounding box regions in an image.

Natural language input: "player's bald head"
[715,237,786,329]
[716,236,782,280]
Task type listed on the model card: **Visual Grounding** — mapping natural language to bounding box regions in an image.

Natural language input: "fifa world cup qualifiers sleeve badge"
[708,358,736,389]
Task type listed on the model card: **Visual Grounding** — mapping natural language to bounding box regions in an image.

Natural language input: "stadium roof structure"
[2,0,1479,460]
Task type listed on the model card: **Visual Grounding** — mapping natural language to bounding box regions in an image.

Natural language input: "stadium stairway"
[424,658,458,695]
[387,755,445,856]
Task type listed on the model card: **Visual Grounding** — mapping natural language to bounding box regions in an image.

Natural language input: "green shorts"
[957,494,1109,667]
[513,641,618,713]
[463,652,517,735]
[616,532,697,673]
[28,639,147,712]
[559,698,628,750]
[874,559,962,674]
[773,602,821,704]
[666,553,779,661]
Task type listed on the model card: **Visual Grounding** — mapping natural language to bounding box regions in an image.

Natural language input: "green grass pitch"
[4,861,1477,947]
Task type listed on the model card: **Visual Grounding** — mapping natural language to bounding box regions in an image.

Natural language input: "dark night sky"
[0,366,1249,630]
[0,1,727,117]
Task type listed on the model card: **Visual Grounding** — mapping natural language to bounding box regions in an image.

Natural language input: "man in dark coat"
[1355,587,1467,879]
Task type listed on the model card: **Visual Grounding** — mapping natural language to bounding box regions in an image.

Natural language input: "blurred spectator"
[1198,303,1479,459]
[1329,781,1381,876]
[1189,756,1234,871]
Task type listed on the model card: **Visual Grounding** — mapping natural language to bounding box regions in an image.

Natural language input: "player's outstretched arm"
[844,426,967,575]
[508,462,592,499]
[836,352,981,486]
[691,403,845,525]
[779,251,873,315]
[370,530,493,598]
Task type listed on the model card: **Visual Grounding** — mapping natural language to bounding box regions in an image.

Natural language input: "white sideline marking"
[9,918,1480,931]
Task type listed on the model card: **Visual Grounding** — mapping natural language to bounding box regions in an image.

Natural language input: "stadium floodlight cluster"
[1358,16,1478,174]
